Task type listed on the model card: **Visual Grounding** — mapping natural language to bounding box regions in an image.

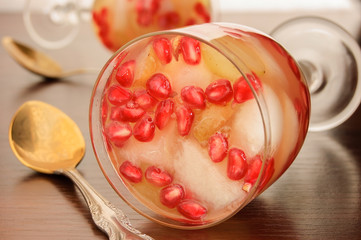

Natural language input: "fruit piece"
[202,43,241,82]
[116,60,136,88]
[244,155,262,184]
[177,199,207,220]
[154,99,174,130]
[105,121,132,147]
[160,184,185,208]
[180,36,201,65]
[194,2,210,22]
[259,158,275,191]
[119,161,143,183]
[158,11,180,29]
[135,0,160,27]
[193,104,233,143]
[133,115,156,142]
[205,79,233,105]
[181,86,206,109]
[208,132,228,163]
[175,105,194,136]
[233,73,262,104]
[107,85,132,106]
[146,73,172,100]
[227,148,248,180]
[153,37,172,64]
[145,166,173,187]
[118,101,146,122]
[133,89,157,110]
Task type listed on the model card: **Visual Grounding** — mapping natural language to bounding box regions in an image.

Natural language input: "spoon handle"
[60,168,154,240]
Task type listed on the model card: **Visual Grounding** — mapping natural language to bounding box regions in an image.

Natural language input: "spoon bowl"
[2,36,97,79]
[9,101,153,240]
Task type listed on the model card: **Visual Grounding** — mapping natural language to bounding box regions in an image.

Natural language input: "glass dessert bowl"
[23,0,213,50]
[89,18,361,229]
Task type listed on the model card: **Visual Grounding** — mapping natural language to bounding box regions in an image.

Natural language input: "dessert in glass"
[23,0,213,50]
[92,0,213,51]
[89,17,361,229]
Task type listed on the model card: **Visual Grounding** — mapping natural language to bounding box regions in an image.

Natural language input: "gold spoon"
[9,100,153,240]
[2,36,98,79]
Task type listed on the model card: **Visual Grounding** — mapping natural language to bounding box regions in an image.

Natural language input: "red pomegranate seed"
[153,37,172,64]
[119,161,142,183]
[133,115,156,142]
[105,121,132,147]
[160,184,185,208]
[177,199,207,220]
[145,166,173,187]
[233,73,262,104]
[194,2,210,22]
[175,105,194,136]
[259,158,275,190]
[116,60,135,88]
[107,85,132,106]
[208,132,228,163]
[118,101,146,122]
[244,155,262,184]
[146,73,172,100]
[205,79,233,105]
[180,37,201,65]
[154,99,174,129]
[158,11,180,29]
[227,148,248,180]
[133,89,157,110]
[136,0,160,27]
[181,86,206,109]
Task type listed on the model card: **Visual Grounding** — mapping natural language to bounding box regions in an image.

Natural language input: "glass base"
[271,16,361,132]
[23,0,80,49]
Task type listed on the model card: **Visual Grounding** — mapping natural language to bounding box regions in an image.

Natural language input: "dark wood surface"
[1,13,361,240]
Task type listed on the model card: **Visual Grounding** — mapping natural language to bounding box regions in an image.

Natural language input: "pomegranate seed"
[119,161,142,183]
[158,11,180,29]
[227,148,248,180]
[175,105,194,136]
[208,132,228,163]
[177,199,207,220]
[145,166,173,187]
[105,121,132,147]
[153,37,172,64]
[136,0,160,27]
[194,2,210,22]
[133,115,156,142]
[181,86,206,109]
[233,73,262,104]
[154,99,174,129]
[116,60,135,88]
[109,106,122,120]
[118,101,145,122]
[107,85,132,106]
[244,156,262,184]
[180,37,201,65]
[146,73,172,100]
[185,18,196,26]
[205,79,233,105]
[160,184,185,208]
[259,158,275,191]
[133,89,157,110]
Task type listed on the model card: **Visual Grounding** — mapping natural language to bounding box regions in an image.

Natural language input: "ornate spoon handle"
[58,168,154,240]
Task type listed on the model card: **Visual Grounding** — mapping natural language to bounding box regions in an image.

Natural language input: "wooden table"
[1,13,361,240]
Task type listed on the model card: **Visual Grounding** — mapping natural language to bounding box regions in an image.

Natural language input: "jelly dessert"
[90,23,310,228]
[92,0,212,51]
